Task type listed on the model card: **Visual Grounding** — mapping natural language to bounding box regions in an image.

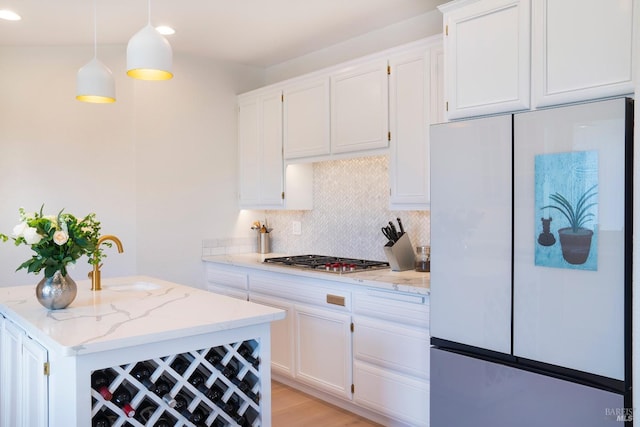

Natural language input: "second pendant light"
[126,0,173,81]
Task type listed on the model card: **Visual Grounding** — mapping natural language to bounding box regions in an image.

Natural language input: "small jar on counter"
[415,246,430,272]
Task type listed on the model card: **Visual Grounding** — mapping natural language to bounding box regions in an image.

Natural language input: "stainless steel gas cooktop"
[263,254,390,274]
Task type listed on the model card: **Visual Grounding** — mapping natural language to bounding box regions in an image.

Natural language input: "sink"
[108,281,162,292]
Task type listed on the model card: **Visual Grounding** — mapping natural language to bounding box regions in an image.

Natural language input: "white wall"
[0,45,263,288]
[264,10,442,84]
[132,53,263,287]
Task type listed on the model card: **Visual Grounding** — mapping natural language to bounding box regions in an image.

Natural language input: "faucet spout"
[98,234,124,253]
[90,234,124,291]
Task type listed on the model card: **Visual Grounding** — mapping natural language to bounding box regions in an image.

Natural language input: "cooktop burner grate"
[263,254,390,273]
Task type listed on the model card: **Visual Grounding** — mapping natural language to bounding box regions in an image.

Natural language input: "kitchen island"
[0,275,285,427]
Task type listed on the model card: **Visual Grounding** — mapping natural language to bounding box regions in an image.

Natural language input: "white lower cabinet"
[206,262,430,426]
[294,304,353,400]
[0,315,48,427]
[352,289,430,427]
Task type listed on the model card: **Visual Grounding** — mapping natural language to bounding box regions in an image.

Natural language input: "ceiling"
[0,0,446,68]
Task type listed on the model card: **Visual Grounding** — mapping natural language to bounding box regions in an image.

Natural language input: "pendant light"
[76,0,115,103]
[126,0,173,80]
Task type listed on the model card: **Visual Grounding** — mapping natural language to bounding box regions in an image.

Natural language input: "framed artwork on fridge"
[534,150,599,271]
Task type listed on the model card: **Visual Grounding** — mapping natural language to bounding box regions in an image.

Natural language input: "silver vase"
[35,271,77,310]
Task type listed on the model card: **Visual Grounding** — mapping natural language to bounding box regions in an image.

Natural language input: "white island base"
[0,276,285,427]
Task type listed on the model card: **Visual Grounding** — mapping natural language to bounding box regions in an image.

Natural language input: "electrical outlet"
[292,221,302,235]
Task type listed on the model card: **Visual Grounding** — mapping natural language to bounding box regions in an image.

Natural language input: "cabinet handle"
[326,294,345,307]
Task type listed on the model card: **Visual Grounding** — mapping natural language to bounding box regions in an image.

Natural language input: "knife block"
[383,233,415,271]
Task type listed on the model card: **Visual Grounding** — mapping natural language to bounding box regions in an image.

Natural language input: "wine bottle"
[131,362,154,389]
[222,394,250,427]
[91,412,113,427]
[153,377,177,408]
[204,381,225,403]
[188,371,209,393]
[174,392,193,419]
[204,347,224,366]
[220,357,239,380]
[112,385,136,418]
[91,370,113,401]
[170,354,191,375]
[232,376,260,404]
[238,341,259,367]
[189,406,209,426]
[154,414,173,427]
[134,399,157,424]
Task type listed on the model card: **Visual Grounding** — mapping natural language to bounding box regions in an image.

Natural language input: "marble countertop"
[0,275,284,356]
[202,253,430,295]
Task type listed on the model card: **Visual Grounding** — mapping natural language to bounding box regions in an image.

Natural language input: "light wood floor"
[271,381,383,427]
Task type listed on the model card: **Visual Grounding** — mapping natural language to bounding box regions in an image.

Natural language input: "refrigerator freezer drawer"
[430,347,625,427]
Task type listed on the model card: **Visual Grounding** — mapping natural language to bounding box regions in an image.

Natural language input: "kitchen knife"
[396,217,405,236]
[388,221,399,241]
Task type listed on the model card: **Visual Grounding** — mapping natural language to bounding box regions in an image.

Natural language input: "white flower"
[53,230,69,246]
[22,227,42,245]
[12,221,27,237]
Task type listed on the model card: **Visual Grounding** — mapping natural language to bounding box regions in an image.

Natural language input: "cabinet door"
[295,305,352,400]
[260,90,285,206]
[389,50,430,209]
[249,294,295,378]
[0,318,48,427]
[531,0,634,107]
[331,60,389,153]
[0,318,21,427]
[353,361,429,427]
[238,94,261,207]
[283,78,331,159]
[237,90,284,208]
[442,0,530,119]
[20,338,48,427]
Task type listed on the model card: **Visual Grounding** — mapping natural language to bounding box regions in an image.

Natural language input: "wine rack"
[91,339,261,427]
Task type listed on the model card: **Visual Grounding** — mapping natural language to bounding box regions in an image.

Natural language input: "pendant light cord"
[147,0,151,25]
[92,0,97,59]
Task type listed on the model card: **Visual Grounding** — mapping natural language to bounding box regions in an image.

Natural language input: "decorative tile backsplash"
[204,155,431,261]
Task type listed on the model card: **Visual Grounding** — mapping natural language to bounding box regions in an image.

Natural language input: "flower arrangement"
[0,206,106,278]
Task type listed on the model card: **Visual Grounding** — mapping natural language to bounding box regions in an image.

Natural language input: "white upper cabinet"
[238,89,284,208]
[388,49,431,209]
[440,0,636,119]
[531,0,635,107]
[238,89,313,210]
[283,77,331,159]
[331,59,390,154]
[441,0,531,119]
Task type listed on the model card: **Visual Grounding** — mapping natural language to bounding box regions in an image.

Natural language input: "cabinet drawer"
[354,360,429,427]
[353,315,429,379]
[353,289,429,327]
[206,265,248,291]
[249,274,351,312]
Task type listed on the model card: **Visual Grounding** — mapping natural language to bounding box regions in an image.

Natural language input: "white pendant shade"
[76,58,116,103]
[127,24,173,80]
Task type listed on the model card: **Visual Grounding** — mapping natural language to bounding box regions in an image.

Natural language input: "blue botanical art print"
[535,151,598,271]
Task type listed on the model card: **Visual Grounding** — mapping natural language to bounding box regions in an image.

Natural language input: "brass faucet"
[89,234,124,291]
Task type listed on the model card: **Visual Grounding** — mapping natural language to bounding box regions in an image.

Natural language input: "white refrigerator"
[429,98,632,426]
